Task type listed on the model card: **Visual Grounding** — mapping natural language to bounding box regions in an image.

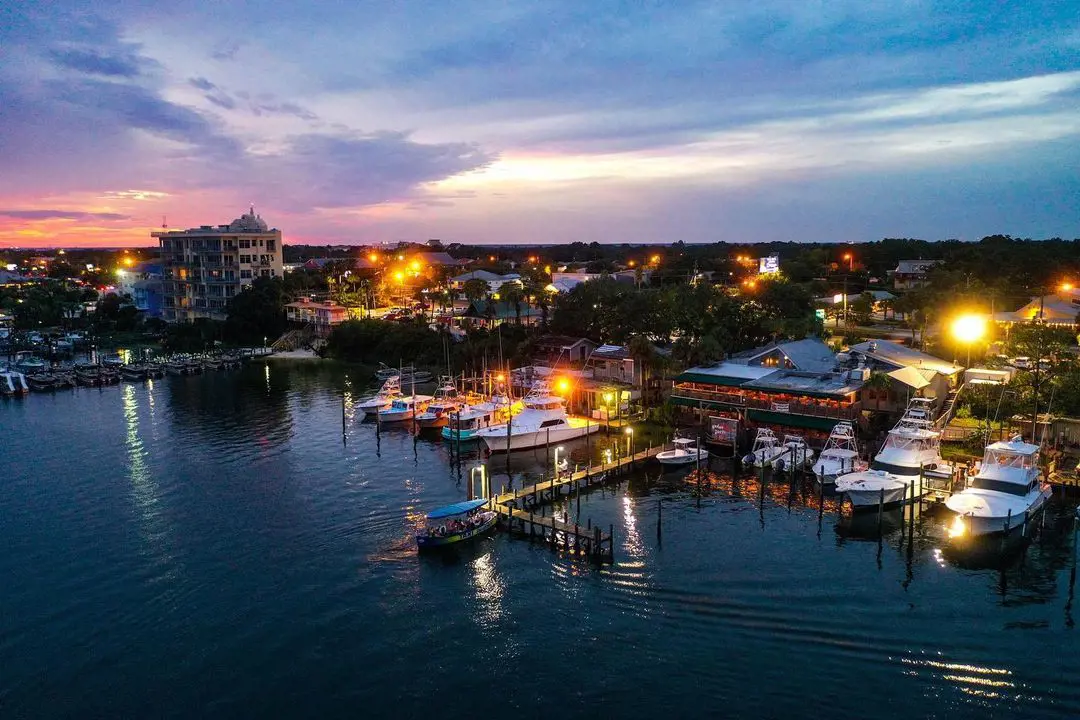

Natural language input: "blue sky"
[1,0,1078,246]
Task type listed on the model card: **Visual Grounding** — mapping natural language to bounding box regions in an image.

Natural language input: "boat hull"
[656,450,708,466]
[845,485,910,509]
[377,410,415,422]
[416,513,498,549]
[441,427,480,442]
[947,487,1052,537]
[415,416,450,429]
[478,421,600,452]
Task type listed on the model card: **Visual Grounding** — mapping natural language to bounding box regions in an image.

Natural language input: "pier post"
[587,517,591,530]
[341,392,346,443]
[877,488,885,536]
[656,498,662,544]
[610,524,614,562]
[1002,509,1012,551]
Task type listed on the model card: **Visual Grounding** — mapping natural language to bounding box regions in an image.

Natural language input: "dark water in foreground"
[2,361,1080,719]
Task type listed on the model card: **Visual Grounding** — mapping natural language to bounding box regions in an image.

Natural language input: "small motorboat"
[743,428,784,467]
[656,436,709,467]
[416,498,498,550]
[776,434,815,470]
[414,378,463,428]
[358,375,404,416]
[0,368,30,395]
[25,372,58,391]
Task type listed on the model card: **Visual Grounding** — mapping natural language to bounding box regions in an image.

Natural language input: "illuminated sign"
[759,254,779,274]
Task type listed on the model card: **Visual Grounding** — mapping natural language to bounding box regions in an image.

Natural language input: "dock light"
[947,515,967,539]
[554,446,565,475]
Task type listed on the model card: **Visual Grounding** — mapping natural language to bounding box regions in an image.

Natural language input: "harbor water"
[2,361,1080,718]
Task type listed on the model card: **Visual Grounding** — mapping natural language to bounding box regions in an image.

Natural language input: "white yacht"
[835,399,950,509]
[657,436,709,467]
[415,379,464,429]
[476,381,599,452]
[357,376,403,416]
[945,437,1050,538]
[743,428,785,467]
[812,422,865,485]
[376,393,434,423]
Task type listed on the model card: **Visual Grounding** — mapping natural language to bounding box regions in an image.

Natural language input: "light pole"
[841,253,853,330]
[625,426,634,458]
[554,445,565,477]
[951,314,986,368]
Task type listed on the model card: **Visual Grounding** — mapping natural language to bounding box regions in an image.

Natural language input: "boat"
[73,363,103,386]
[777,434,815,469]
[25,372,58,391]
[357,376,404,416]
[376,394,433,423]
[944,436,1051,538]
[476,380,600,452]
[441,391,520,442]
[812,421,866,485]
[743,428,785,467]
[414,378,464,428]
[101,354,124,368]
[416,498,498,550]
[0,368,30,395]
[13,352,47,375]
[375,363,434,385]
[835,399,951,510]
[121,364,148,381]
[656,436,709,467]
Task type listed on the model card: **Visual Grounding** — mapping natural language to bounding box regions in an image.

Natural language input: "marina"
[4,361,1080,718]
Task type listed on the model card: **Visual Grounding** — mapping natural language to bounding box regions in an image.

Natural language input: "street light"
[843,252,853,271]
[1062,281,1074,292]
[625,426,634,457]
[951,314,986,367]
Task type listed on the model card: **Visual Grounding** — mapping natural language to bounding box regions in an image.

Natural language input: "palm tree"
[462,278,490,309]
[863,371,893,412]
[498,282,525,325]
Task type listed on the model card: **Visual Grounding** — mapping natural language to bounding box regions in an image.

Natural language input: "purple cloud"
[0,209,131,221]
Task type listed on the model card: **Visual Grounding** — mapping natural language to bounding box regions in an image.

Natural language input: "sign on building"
[758,254,780,274]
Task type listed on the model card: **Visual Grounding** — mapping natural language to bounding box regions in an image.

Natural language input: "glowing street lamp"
[951,314,986,367]
[1062,281,1075,292]
[555,378,570,395]
[843,252,853,271]
[650,254,661,265]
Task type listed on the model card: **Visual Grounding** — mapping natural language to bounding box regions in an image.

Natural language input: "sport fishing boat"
[656,436,709,467]
[376,393,433,423]
[743,428,785,467]
[812,421,866,485]
[441,390,520,442]
[476,380,600,452]
[416,499,498,550]
[375,363,434,385]
[945,436,1051,538]
[13,352,47,375]
[414,378,464,429]
[357,375,403,416]
[778,434,815,469]
[835,399,951,510]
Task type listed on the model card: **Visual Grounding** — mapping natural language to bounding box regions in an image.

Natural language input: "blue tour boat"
[416,499,498,550]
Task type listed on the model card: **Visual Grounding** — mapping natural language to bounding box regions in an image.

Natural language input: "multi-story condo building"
[152,208,283,322]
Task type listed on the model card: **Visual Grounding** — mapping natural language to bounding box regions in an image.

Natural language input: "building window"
[239,238,251,248]
[267,240,276,252]
[239,254,251,264]
[240,269,252,279]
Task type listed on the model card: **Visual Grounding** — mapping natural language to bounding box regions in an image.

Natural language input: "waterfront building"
[845,340,961,416]
[461,299,542,328]
[153,208,283,323]
[284,298,351,337]
[671,337,862,436]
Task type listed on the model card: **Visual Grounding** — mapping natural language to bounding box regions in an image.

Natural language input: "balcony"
[671,384,859,420]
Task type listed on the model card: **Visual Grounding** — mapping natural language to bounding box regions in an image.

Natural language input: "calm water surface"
[2,361,1080,719]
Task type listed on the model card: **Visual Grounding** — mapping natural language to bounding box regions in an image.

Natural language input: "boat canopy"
[426,498,488,519]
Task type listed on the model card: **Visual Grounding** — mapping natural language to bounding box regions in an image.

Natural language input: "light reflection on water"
[1,362,1079,719]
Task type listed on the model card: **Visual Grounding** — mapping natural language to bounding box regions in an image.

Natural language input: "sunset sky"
[2,1,1079,248]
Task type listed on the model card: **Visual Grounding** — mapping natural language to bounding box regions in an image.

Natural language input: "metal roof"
[849,340,961,376]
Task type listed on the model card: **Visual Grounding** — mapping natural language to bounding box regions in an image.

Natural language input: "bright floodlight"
[951,314,986,344]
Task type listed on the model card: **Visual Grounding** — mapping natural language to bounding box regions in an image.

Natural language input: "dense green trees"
[224,277,288,345]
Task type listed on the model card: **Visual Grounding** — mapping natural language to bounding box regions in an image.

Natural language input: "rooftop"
[894,260,940,274]
[734,337,837,373]
[848,339,961,376]
[742,369,863,398]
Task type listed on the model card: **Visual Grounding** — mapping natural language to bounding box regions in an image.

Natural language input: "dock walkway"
[487,445,667,563]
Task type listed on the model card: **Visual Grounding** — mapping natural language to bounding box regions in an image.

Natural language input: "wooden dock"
[486,445,667,563]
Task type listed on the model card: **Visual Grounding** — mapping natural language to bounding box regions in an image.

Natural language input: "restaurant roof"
[848,340,961,376]
[741,370,862,398]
